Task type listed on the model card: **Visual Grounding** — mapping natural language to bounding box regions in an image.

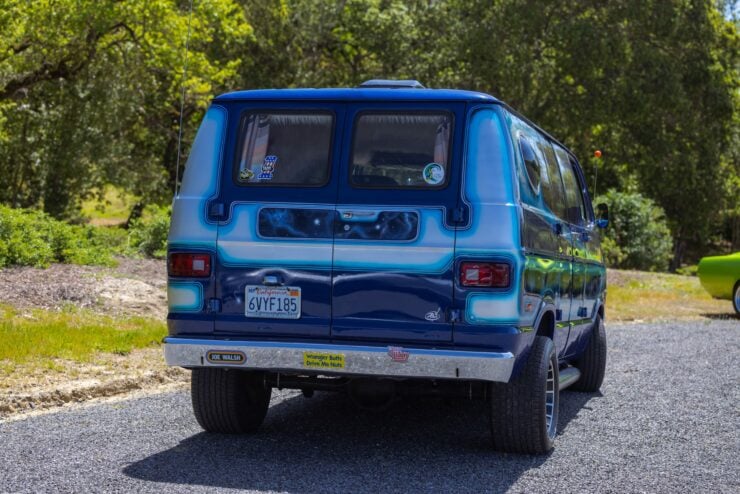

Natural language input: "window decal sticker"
[423,162,445,185]
[258,155,278,180]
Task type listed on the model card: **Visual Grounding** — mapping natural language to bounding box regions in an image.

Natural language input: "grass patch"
[0,305,166,369]
[81,185,138,226]
[607,269,730,321]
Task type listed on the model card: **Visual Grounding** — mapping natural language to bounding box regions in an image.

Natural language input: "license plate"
[245,286,301,319]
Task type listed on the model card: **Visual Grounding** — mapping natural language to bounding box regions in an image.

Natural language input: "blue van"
[164,80,608,454]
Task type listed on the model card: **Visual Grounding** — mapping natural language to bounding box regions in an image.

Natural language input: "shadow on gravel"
[123,390,600,492]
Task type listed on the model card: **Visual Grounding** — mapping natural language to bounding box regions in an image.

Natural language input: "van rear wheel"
[191,368,271,433]
[489,336,559,454]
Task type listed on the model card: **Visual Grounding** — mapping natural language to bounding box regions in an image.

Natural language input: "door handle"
[262,275,282,286]
[338,210,380,222]
[553,222,563,235]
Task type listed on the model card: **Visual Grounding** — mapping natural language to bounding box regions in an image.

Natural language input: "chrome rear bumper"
[164,337,515,383]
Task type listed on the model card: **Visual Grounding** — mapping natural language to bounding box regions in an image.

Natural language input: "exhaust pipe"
[558,366,581,390]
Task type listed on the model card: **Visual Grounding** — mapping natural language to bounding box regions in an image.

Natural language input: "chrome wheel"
[545,358,557,439]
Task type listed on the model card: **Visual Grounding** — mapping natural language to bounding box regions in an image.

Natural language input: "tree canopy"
[0,0,738,266]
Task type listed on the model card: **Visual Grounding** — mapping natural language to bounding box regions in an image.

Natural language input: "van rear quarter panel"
[167,105,227,336]
[451,106,534,362]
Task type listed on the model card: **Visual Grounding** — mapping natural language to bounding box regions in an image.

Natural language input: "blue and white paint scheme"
[165,87,606,378]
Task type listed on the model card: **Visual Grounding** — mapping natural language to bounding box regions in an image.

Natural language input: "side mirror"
[595,203,609,229]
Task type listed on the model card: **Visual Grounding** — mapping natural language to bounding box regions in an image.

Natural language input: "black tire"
[489,336,559,454]
[570,315,607,392]
[191,368,272,434]
[733,282,739,315]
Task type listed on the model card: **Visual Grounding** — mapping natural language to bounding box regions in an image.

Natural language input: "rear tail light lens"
[168,253,211,277]
[460,262,510,288]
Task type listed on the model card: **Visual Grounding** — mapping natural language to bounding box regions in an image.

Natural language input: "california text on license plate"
[245,286,301,319]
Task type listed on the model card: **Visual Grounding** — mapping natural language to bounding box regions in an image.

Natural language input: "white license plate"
[245,286,301,319]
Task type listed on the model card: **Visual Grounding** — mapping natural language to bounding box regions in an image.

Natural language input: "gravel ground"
[0,320,738,493]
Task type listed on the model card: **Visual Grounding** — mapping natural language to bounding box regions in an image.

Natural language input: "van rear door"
[331,103,465,343]
[214,103,344,338]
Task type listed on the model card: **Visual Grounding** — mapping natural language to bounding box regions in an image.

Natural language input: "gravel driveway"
[1,319,738,493]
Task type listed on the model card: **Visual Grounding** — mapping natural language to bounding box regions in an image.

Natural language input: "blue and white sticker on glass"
[423,162,445,185]
[258,155,278,180]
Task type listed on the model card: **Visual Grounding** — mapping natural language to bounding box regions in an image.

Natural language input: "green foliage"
[0,0,252,216]
[0,205,119,268]
[675,265,699,277]
[596,190,673,272]
[127,204,171,259]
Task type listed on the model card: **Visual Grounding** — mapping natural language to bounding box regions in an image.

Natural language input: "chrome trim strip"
[164,338,515,382]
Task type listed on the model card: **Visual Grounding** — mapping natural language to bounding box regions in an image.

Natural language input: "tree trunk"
[670,237,685,272]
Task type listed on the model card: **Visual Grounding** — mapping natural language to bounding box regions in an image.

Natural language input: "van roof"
[213,88,499,103]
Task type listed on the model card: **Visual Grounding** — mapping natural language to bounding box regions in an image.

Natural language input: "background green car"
[698,252,740,314]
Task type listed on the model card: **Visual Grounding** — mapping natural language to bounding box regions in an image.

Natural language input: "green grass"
[81,185,138,226]
[607,269,730,321]
[0,305,166,367]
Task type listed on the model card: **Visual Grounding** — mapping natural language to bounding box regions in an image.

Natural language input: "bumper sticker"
[206,350,246,365]
[303,352,345,369]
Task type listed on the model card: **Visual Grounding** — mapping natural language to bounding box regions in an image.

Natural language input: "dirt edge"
[1,367,189,420]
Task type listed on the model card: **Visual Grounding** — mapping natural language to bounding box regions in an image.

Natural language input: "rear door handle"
[262,275,282,286]
[338,210,380,222]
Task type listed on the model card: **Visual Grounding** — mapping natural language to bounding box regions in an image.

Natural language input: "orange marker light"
[594,149,602,158]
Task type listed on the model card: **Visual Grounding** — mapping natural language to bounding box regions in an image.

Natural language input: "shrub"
[0,205,117,268]
[127,204,171,258]
[595,190,673,271]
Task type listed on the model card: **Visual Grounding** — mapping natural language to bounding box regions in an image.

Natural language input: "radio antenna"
[174,0,195,197]
[592,149,602,199]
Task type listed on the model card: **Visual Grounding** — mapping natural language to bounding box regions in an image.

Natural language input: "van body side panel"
[452,107,531,357]
[212,102,346,339]
[564,182,606,358]
[503,110,574,356]
[167,105,227,336]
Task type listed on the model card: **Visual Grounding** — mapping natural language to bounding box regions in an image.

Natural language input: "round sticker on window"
[423,163,445,185]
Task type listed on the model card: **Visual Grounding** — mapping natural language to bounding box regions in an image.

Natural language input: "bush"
[595,190,673,271]
[0,205,117,268]
[127,204,171,258]
[675,264,698,277]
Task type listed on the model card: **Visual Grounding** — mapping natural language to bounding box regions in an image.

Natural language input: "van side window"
[518,136,540,193]
[235,112,333,186]
[534,138,567,219]
[553,145,587,226]
[350,112,452,188]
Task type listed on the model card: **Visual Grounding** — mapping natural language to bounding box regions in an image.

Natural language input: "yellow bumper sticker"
[303,352,345,369]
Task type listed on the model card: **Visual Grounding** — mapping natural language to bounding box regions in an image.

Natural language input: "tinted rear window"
[350,113,452,188]
[235,112,333,186]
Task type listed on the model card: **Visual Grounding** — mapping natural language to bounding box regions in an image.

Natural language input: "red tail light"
[168,253,211,277]
[460,262,510,288]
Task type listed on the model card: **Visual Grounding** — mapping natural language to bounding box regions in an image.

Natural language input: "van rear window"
[235,112,333,186]
[350,113,452,188]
